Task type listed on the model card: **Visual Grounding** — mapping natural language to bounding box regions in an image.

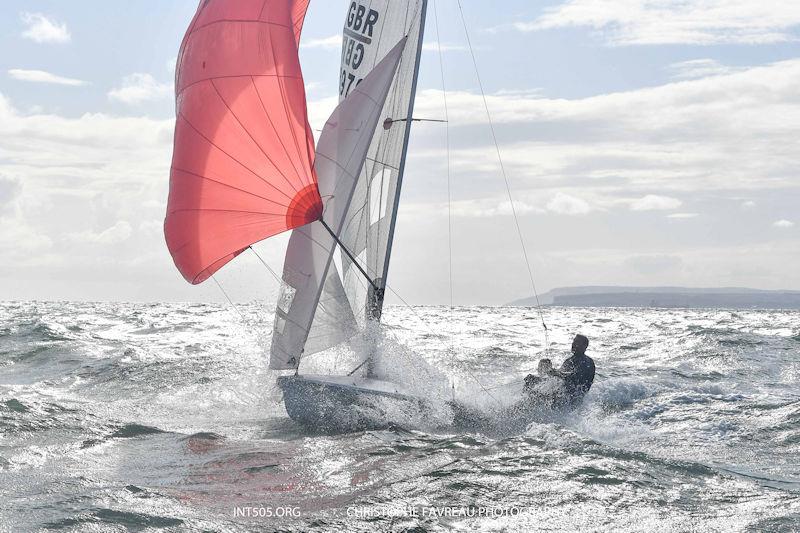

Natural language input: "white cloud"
[546,192,592,215]
[741,200,756,209]
[8,69,87,86]
[0,93,172,150]
[20,12,71,44]
[306,94,339,135]
[68,221,133,245]
[408,59,800,195]
[444,198,543,218]
[108,73,171,105]
[0,217,53,255]
[304,81,323,93]
[300,35,341,50]
[773,219,795,228]
[630,195,682,211]
[139,220,163,237]
[0,91,172,271]
[519,0,800,45]
[0,175,22,215]
[421,42,470,52]
[0,44,798,301]
[667,212,698,219]
[667,59,738,80]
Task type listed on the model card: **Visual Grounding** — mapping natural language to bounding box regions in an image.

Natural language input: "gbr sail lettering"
[340,2,379,97]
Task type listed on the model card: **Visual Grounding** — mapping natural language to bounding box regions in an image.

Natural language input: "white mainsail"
[294,0,428,364]
[269,38,408,370]
[336,0,427,327]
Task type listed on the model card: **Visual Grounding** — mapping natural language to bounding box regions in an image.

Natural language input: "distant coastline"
[509,286,800,309]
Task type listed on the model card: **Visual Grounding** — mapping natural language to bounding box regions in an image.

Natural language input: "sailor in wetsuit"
[524,334,595,408]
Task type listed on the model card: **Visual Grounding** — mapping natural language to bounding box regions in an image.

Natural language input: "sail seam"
[250,75,309,191]
[167,208,290,216]
[176,111,297,203]
[177,74,304,99]
[209,78,302,196]
[185,18,294,38]
[169,168,290,208]
[268,22,313,192]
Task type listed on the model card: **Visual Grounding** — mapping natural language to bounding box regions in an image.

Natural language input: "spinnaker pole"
[319,219,379,292]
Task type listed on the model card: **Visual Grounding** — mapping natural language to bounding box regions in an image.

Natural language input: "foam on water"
[1,302,799,531]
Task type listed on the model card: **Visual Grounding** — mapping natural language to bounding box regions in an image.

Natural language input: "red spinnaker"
[164,0,320,284]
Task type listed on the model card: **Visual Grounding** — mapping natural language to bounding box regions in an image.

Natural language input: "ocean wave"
[3,302,800,530]
[42,508,183,530]
[3,398,29,413]
[12,319,76,343]
[592,378,657,411]
[110,423,166,439]
[0,396,92,434]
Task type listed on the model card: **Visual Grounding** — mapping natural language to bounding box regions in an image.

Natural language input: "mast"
[371,0,428,322]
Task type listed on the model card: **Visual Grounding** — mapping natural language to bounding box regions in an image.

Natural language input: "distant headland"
[509,286,800,309]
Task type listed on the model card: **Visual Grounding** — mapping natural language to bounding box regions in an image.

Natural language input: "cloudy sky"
[0,0,798,304]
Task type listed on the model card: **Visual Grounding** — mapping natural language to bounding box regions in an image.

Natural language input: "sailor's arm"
[546,359,576,379]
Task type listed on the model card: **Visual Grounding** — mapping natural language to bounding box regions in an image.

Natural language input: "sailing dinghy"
[165,0,434,430]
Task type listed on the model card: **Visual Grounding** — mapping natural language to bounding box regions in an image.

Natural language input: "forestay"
[269,39,408,370]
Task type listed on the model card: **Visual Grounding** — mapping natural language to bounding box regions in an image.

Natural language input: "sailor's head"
[571,334,589,355]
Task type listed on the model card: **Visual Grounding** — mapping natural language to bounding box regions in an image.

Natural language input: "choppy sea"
[1,301,799,532]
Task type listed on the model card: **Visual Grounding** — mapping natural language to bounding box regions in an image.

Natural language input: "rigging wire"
[211,274,249,323]
[247,219,504,406]
[455,0,550,355]
[248,245,282,284]
[212,270,285,397]
[433,0,453,312]
[434,0,466,404]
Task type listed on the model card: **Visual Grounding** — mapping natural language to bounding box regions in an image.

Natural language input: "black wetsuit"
[556,353,595,405]
[523,353,595,409]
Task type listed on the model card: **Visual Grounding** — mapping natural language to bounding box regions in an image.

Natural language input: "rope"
[249,245,282,284]
[211,274,248,323]
[246,226,502,406]
[455,0,550,354]
[212,272,285,397]
[434,0,465,406]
